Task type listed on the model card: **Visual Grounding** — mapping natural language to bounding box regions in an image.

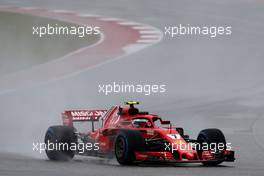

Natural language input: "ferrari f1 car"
[44,102,235,166]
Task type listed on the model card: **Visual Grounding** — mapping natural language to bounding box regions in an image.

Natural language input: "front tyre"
[197,128,226,166]
[115,130,145,165]
[44,125,77,161]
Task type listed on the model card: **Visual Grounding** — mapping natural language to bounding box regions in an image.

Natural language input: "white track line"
[139,30,162,35]
[51,9,74,13]
[132,26,155,30]
[77,13,101,18]
[122,44,149,54]
[118,21,142,26]
[137,39,161,43]
[100,17,124,22]
[140,35,161,39]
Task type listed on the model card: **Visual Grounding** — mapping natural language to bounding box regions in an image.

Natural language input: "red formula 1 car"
[44,102,235,166]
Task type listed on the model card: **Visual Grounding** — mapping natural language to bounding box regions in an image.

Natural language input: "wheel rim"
[116,137,126,158]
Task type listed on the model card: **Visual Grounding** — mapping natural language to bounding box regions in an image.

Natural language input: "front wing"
[135,150,235,163]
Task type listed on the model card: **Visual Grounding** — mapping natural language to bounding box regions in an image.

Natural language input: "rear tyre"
[197,128,226,166]
[115,130,145,165]
[44,125,77,161]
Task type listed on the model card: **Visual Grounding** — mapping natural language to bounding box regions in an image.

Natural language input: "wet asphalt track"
[1,0,264,175]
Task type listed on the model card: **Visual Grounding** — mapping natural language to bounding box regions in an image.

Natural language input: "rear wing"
[62,110,107,131]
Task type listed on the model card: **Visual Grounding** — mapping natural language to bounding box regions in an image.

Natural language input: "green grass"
[0,11,100,76]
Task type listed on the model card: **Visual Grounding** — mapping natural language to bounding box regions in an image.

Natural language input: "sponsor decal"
[147,130,155,135]
[66,110,107,121]
[167,134,181,139]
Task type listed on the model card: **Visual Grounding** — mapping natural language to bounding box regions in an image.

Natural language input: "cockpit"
[131,118,152,128]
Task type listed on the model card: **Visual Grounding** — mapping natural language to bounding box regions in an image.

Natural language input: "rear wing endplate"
[62,110,107,130]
